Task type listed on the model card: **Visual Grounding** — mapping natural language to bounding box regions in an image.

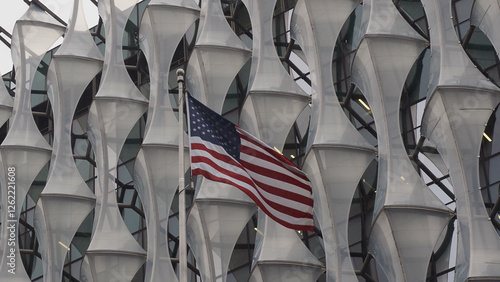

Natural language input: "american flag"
[186,94,314,231]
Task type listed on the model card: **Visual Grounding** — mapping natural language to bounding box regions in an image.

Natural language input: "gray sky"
[0,0,99,75]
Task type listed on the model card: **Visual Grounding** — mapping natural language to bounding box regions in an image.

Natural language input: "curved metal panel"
[187,178,257,282]
[186,0,251,114]
[135,1,198,280]
[423,0,497,99]
[249,211,323,281]
[471,0,500,75]
[421,0,500,280]
[134,146,189,281]
[303,147,373,281]
[184,1,256,280]
[87,100,147,281]
[139,0,199,146]
[291,0,367,149]
[291,0,375,280]
[85,0,148,280]
[187,197,256,282]
[33,0,102,280]
[352,0,453,280]
[238,0,323,278]
[239,0,309,150]
[0,4,64,280]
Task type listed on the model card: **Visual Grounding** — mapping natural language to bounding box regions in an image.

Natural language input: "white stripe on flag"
[191,149,312,225]
[190,137,313,223]
[239,137,311,187]
[191,147,312,212]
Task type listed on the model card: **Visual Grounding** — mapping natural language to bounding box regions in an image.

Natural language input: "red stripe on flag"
[240,170,314,206]
[237,129,309,182]
[187,95,315,231]
[191,168,314,231]
[191,154,312,218]
[239,154,311,192]
[191,142,241,168]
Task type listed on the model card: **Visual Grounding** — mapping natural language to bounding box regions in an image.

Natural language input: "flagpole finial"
[177,68,185,83]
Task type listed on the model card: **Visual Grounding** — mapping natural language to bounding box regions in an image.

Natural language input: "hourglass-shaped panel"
[33,0,103,281]
[239,0,323,280]
[184,0,256,281]
[291,0,376,280]
[420,0,500,280]
[85,0,148,280]
[351,0,454,280]
[0,4,64,280]
[134,2,199,280]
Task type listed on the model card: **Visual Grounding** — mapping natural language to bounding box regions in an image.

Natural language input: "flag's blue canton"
[188,95,241,160]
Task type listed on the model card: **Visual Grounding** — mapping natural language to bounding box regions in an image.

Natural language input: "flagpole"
[177,68,187,282]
